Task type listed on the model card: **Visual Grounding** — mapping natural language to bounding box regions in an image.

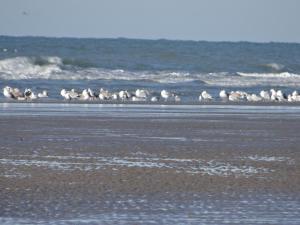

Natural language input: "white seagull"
[38,90,48,98]
[60,89,79,100]
[135,89,149,99]
[3,86,14,99]
[200,91,213,101]
[161,90,171,101]
[151,96,159,102]
[80,89,91,100]
[260,90,271,101]
[219,90,228,99]
[119,90,131,100]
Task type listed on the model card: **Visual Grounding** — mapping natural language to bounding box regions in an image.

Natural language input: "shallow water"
[2,102,300,117]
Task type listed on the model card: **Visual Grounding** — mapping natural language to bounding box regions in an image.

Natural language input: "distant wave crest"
[0,56,195,83]
[1,56,300,87]
[201,72,300,87]
[237,72,300,78]
[261,63,285,71]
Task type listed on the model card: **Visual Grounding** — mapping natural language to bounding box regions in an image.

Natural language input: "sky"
[1,0,300,43]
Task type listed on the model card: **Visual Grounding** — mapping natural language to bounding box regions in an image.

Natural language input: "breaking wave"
[261,63,285,71]
[237,72,300,78]
[0,56,63,78]
[0,56,195,83]
[1,57,300,87]
[200,72,300,87]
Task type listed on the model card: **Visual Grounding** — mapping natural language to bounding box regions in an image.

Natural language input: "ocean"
[1,36,300,102]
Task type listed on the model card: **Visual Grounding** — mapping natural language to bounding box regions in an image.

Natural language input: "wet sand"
[0,103,300,224]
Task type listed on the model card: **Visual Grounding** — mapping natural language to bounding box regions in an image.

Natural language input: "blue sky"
[1,0,300,42]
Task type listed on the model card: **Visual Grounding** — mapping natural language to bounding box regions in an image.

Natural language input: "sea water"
[1,36,300,102]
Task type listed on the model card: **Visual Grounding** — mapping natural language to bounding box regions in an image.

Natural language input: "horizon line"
[1,34,300,45]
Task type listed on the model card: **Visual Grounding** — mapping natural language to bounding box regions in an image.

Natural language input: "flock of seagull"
[3,86,300,103]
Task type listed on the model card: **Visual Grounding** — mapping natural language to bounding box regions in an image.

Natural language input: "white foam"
[0,57,194,83]
[1,57,300,87]
[237,72,300,78]
[0,155,271,178]
[245,155,294,163]
[0,56,62,79]
[202,72,300,87]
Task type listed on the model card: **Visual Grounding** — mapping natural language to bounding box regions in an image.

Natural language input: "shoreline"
[2,98,300,106]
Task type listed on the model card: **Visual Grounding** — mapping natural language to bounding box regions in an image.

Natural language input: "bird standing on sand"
[3,86,24,100]
[161,90,171,101]
[151,96,159,102]
[260,90,271,101]
[3,86,14,99]
[80,89,91,100]
[228,92,242,102]
[135,89,149,99]
[174,95,181,102]
[99,88,110,100]
[61,89,79,100]
[200,91,213,101]
[38,90,48,98]
[119,90,131,100]
[219,90,228,99]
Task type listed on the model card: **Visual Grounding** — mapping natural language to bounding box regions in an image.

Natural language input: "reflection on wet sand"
[0,104,300,224]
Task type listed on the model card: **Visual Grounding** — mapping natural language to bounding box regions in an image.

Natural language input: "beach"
[0,103,300,224]
[1,4,300,224]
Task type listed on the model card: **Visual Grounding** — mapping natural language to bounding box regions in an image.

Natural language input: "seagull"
[200,91,213,101]
[161,90,171,101]
[70,89,80,99]
[292,90,299,97]
[24,88,32,98]
[99,88,110,100]
[38,90,48,98]
[219,90,228,99]
[293,95,300,102]
[60,89,67,99]
[24,88,38,100]
[111,93,118,100]
[88,88,96,98]
[248,94,262,102]
[30,92,38,100]
[3,86,14,99]
[174,95,181,102]
[291,91,300,102]
[119,90,130,100]
[80,89,91,100]
[228,92,243,102]
[60,89,71,100]
[270,89,278,101]
[260,90,271,101]
[135,89,149,99]
[151,96,159,102]
[276,90,286,102]
[60,89,79,100]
